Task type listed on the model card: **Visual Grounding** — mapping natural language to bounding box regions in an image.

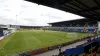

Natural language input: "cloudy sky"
[0,0,84,26]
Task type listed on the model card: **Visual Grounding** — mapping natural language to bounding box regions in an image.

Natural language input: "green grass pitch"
[0,30,88,56]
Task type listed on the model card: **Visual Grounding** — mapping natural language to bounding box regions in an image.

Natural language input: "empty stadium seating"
[52,23,97,27]
[48,22,97,33]
[87,29,95,32]
[0,32,3,37]
[77,29,83,32]
[72,24,76,27]
[64,36,100,56]
[67,29,74,32]
[89,24,94,27]
[79,24,85,27]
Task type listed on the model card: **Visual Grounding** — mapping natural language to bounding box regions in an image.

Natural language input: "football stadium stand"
[25,0,100,33]
[10,0,100,56]
[0,28,9,40]
[0,25,16,40]
[48,20,97,33]
[63,35,100,56]
[20,26,42,30]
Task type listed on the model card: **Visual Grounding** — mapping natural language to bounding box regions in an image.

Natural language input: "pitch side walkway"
[34,40,87,56]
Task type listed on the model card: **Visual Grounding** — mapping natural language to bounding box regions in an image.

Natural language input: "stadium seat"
[67,29,74,32]
[87,29,95,33]
[89,24,94,27]
[72,24,76,27]
[66,24,70,27]
[64,37,100,56]
[0,32,3,37]
[79,24,85,27]
[77,29,82,32]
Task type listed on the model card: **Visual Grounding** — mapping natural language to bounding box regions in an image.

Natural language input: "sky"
[0,0,84,26]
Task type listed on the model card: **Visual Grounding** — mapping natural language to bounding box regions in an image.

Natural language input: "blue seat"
[0,32,3,37]
[72,24,76,27]
[65,47,84,55]
[89,24,94,27]
[66,24,70,27]
[77,29,82,32]
[88,29,95,32]
[79,24,85,27]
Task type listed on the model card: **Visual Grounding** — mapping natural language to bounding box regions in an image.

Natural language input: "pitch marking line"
[32,36,41,43]
[0,33,15,50]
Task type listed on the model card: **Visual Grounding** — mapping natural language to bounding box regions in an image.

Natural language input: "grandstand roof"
[25,0,100,21]
[49,18,97,24]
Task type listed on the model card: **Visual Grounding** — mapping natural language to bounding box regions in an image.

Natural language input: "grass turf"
[0,30,88,56]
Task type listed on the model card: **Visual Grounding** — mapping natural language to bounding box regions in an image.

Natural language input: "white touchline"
[32,36,41,43]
